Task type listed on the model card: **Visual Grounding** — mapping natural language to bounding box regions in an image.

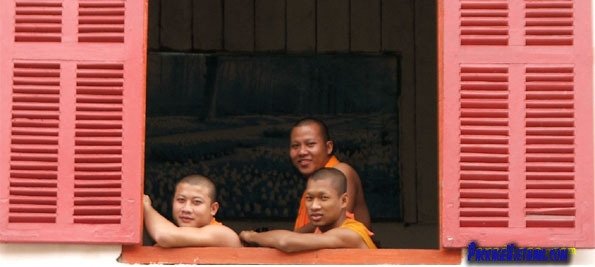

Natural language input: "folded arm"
[239,227,365,253]
[143,195,241,248]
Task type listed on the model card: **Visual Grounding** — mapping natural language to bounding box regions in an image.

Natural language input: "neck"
[318,210,347,233]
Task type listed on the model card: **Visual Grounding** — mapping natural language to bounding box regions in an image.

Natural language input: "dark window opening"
[144,53,403,246]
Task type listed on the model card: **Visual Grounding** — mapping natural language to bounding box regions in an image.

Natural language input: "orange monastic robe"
[293,156,343,231]
[210,218,222,225]
[330,218,377,249]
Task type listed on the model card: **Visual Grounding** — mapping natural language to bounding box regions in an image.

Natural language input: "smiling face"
[289,123,334,177]
[305,176,347,232]
[172,182,218,228]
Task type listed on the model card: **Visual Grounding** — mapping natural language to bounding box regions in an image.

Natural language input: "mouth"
[297,159,311,168]
[310,214,323,222]
[178,216,193,224]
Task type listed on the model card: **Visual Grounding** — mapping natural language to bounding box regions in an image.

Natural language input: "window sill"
[120,245,461,265]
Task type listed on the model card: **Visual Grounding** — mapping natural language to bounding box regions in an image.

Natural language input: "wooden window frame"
[120,1,463,264]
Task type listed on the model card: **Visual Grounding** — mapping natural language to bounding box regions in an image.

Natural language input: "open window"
[140,0,439,250]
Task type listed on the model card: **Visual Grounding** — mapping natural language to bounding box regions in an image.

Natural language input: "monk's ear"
[326,140,334,155]
[340,193,348,208]
[210,201,219,216]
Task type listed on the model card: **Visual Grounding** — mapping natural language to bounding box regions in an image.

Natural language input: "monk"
[143,174,241,248]
[239,168,376,252]
[289,117,371,233]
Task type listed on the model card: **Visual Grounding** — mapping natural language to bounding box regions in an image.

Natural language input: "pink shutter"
[442,0,594,248]
[0,0,146,244]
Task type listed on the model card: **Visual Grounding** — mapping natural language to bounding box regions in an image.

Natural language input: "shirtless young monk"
[289,117,371,233]
[239,168,376,252]
[143,174,241,248]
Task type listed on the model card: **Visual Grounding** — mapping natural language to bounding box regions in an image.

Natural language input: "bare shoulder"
[333,162,362,181]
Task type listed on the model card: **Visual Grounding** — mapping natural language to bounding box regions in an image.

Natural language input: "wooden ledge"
[120,245,462,265]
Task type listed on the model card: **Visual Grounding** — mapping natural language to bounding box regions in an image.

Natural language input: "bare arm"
[295,222,316,233]
[143,195,241,248]
[239,228,367,253]
[333,163,371,229]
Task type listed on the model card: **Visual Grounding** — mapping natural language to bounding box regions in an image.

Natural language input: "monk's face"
[305,178,347,232]
[289,124,333,177]
[172,182,218,228]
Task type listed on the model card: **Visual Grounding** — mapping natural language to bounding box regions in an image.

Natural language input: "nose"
[180,201,191,212]
[310,198,321,210]
[298,145,307,155]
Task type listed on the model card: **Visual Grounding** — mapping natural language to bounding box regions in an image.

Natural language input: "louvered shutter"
[442,0,594,248]
[0,0,146,244]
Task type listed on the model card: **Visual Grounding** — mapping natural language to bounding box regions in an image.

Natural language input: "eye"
[192,199,202,205]
[305,196,313,201]
[176,197,185,203]
[307,142,316,147]
[321,195,329,201]
[290,143,299,149]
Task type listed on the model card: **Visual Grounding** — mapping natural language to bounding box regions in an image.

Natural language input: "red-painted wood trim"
[120,246,462,265]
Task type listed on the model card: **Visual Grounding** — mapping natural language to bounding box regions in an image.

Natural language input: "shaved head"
[308,168,347,196]
[292,117,331,142]
[176,174,217,202]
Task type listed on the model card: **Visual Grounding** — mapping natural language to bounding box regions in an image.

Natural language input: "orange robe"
[331,218,377,249]
[294,156,346,231]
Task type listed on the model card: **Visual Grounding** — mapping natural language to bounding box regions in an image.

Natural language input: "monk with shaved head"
[239,168,376,252]
[143,174,241,248]
[289,117,371,233]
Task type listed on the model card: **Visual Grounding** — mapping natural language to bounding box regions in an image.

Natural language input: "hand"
[239,230,258,247]
[143,194,152,207]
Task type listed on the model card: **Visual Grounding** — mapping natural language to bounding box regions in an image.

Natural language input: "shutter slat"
[9,214,56,223]
[526,189,574,198]
[9,178,57,188]
[10,170,57,179]
[460,180,509,189]
[73,216,120,224]
[75,154,122,163]
[526,207,575,216]
[460,217,508,227]
[527,180,574,189]
[460,199,508,208]
[9,195,57,205]
[74,172,123,180]
[460,189,508,199]
[460,208,508,217]
[9,204,57,214]
[74,197,121,205]
[526,198,574,208]
[460,171,508,181]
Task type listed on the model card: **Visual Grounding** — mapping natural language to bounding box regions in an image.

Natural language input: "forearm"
[295,223,316,233]
[241,230,315,253]
[143,204,180,247]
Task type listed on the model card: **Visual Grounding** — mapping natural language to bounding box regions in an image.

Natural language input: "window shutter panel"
[442,0,594,248]
[0,0,146,244]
